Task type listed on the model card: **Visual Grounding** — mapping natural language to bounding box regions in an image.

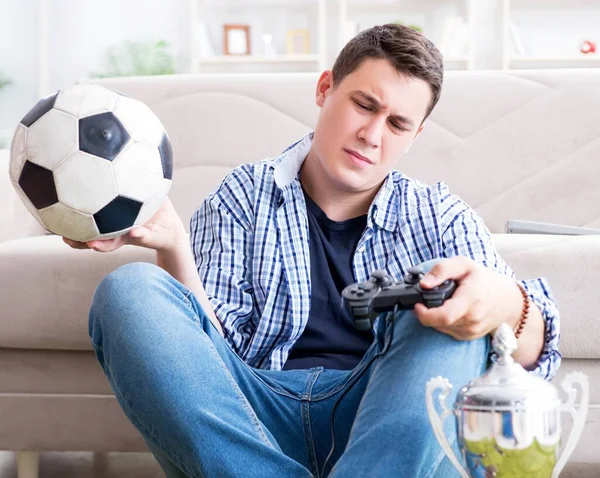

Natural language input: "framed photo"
[224,24,251,55]
[286,30,310,55]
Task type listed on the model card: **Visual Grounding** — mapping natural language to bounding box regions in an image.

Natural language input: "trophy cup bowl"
[425,324,589,478]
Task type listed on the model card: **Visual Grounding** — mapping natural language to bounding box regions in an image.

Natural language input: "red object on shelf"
[581,40,597,54]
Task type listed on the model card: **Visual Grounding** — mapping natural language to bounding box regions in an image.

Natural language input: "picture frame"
[286,29,310,55]
[224,24,251,55]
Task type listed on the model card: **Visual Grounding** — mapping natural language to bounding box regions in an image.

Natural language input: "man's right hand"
[63,197,187,254]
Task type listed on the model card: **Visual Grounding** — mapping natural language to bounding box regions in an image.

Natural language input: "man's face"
[310,58,432,194]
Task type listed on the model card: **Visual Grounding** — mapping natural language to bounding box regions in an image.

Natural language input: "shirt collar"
[272,132,399,232]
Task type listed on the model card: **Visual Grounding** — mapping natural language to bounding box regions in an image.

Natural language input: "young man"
[67,24,560,477]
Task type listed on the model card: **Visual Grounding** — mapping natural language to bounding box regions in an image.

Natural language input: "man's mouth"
[344,148,373,165]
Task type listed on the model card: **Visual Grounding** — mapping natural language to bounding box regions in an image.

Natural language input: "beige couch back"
[3,70,600,240]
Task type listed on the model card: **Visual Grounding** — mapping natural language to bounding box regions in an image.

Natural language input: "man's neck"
[299,152,379,222]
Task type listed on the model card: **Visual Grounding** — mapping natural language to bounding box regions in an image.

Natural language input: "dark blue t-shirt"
[283,188,374,370]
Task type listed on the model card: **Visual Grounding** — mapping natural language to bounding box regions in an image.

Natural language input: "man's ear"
[415,121,425,139]
[405,122,425,154]
[315,70,334,108]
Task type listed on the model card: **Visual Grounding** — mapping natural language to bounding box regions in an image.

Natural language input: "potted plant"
[0,72,12,92]
[91,39,176,78]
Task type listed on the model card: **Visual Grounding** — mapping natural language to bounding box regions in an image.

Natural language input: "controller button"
[353,306,370,316]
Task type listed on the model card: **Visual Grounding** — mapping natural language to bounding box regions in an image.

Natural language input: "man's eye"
[353,100,372,111]
[390,121,408,132]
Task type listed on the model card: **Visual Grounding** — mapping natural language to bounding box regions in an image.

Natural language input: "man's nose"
[358,117,386,149]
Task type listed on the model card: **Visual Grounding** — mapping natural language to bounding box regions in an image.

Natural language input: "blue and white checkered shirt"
[190,133,561,379]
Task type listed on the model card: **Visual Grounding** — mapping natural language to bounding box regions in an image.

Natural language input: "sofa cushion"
[2,233,599,363]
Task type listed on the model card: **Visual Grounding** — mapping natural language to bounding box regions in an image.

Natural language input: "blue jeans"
[89,262,489,478]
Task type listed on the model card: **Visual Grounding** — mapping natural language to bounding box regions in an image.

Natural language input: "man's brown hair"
[332,24,444,121]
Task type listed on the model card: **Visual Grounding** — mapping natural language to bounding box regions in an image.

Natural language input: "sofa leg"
[16,451,40,478]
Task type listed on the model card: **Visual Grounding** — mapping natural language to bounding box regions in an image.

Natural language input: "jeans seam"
[211,340,275,448]
[421,434,458,478]
[103,360,200,478]
[183,286,301,401]
[422,337,490,478]
[302,370,321,477]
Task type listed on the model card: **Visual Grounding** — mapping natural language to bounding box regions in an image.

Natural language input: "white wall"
[0,0,39,145]
[0,0,191,145]
[512,9,600,58]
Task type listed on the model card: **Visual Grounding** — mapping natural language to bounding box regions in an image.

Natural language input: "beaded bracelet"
[514,283,531,339]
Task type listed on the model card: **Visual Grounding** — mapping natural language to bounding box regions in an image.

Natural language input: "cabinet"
[188,0,600,73]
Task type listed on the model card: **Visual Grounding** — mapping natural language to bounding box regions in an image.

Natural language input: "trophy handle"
[425,376,469,478]
[552,371,590,478]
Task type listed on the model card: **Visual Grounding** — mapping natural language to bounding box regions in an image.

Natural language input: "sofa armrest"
[493,234,600,359]
[0,235,156,350]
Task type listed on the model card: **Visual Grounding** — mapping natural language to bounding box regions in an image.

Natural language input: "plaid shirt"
[190,133,561,379]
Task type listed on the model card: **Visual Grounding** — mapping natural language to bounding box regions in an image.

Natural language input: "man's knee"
[89,262,166,334]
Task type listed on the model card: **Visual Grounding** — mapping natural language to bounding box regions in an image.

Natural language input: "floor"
[0,451,598,477]
[0,451,165,478]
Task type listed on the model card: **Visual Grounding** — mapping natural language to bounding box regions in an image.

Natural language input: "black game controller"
[341,267,457,331]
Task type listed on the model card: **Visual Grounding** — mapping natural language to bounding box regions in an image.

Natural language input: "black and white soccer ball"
[9,84,173,242]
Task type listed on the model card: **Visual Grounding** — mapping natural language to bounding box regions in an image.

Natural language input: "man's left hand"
[414,256,523,340]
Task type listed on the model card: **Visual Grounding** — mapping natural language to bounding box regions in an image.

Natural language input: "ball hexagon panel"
[158,133,173,180]
[39,203,99,242]
[54,151,118,214]
[112,95,164,145]
[93,195,143,234]
[26,108,79,171]
[18,160,59,209]
[79,112,130,161]
[20,91,59,127]
[54,84,119,118]
[135,177,171,226]
[112,141,164,202]
[9,124,27,183]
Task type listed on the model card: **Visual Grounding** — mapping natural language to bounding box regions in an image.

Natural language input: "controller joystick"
[404,266,425,285]
[370,269,393,287]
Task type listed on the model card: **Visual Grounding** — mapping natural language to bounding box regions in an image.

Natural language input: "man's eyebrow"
[353,90,415,127]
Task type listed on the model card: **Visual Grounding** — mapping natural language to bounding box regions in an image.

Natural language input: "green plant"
[91,39,176,78]
[0,72,12,91]
[393,20,423,33]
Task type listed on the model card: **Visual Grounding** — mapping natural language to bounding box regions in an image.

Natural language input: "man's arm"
[434,183,561,379]
[189,165,258,359]
[156,235,223,336]
[497,282,545,370]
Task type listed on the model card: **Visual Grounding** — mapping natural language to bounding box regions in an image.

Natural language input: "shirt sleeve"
[189,166,258,357]
[437,182,561,380]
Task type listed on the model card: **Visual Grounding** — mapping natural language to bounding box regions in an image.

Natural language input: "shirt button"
[357,245,365,253]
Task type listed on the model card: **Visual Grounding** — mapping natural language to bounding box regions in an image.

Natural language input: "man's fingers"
[415,286,471,328]
[86,238,122,252]
[62,237,89,249]
[420,256,473,288]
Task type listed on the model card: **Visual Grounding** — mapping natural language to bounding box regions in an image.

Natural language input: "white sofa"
[1,70,600,477]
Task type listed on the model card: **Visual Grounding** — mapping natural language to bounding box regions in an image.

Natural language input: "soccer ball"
[9,84,173,242]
